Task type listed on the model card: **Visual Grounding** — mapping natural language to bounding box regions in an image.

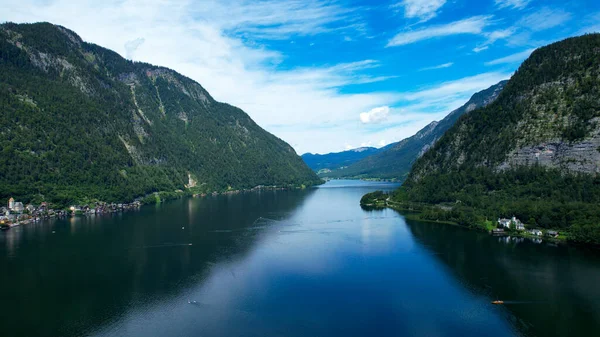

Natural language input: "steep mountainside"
[394,34,600,244]
[411,36,600,179]
[323,80,506,180]
[301,147,380,172]
[0,22,320,205]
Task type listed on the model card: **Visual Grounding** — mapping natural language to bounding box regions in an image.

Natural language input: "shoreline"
[1,182,323,231]
[371,200,572,245]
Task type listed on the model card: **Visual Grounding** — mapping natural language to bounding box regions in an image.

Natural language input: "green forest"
[0,22,320,207]
[390,166,600,244]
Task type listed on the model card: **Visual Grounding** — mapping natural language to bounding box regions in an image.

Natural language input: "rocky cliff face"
[410,34,600,182]
[496,89,600,174]
[499,136,600,174]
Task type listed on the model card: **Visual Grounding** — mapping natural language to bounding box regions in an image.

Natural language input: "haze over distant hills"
[301,147,382,173]
[0,22,320,205]
[318,80,507,181]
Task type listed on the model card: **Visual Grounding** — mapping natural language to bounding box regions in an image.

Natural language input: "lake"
[1,180,599,337]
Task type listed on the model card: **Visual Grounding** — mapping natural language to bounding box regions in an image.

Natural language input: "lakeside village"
[0,185,293,230]
[492,216,560,240]
[0,197,141,230]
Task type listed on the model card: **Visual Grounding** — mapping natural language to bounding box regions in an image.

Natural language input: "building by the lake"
[498,216,525,230]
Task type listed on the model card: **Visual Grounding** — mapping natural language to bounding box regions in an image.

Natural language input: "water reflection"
[91,182,513,337]
[3,182,599,337]
[0,189,315,337]
[403,217,600,337]
[495,235,547,245]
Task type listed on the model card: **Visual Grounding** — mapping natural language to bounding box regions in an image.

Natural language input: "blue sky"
[2,0,600,154]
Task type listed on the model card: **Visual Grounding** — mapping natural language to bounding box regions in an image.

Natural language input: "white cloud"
[124,38,145,59]
[419,62,453,71]
[517,7,572,32]
[387,4,569,52]
[393,0,447,22]
[485,48,535,66]
[192,0,362,39]
[360,106,391,124]
[316,72,511,152]
[495,0,531,10]
[473,45,489,53]
[472,7,571,51]
[274,70,511,153]
[485,28,516,43]
[387,15,492,47]
[472,28,516,51]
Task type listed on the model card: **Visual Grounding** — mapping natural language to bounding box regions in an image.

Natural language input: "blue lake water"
[1,180,599,336]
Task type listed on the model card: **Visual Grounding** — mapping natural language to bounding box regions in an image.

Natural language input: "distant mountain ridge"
[301,147,381,172]
[322,80,507,180]
[0,22,320,205]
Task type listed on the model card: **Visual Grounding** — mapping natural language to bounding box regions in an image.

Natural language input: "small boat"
[492,300,504,305]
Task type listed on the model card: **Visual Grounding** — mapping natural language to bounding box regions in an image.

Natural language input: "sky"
[1,0,600,155]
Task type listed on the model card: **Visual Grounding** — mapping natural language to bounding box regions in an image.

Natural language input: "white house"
[498,216,525,230]
[8,197,14,210]
[514,217,525,231]
[13,202,24,213]
[529,229,543,236]
[498,218,512,228]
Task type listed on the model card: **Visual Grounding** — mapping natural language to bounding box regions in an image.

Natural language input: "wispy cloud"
[485,28,516,44]
[392,0,447,22]
[517,7,572,32]
[191,0,364,39]
[402,72,510,103]
[387,15,492,47]
[495,0,531,10]
[268,60,395,90]
[485,48,535,66]
[386,4,570,51]
[478,7,571,49]
[419,62,453,71]
[473,45,489,53]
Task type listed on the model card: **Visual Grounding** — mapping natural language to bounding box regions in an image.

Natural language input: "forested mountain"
[393,34,600,244]
[322,81,506,180]
[301,147,381,172]
[0,22,320,206]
